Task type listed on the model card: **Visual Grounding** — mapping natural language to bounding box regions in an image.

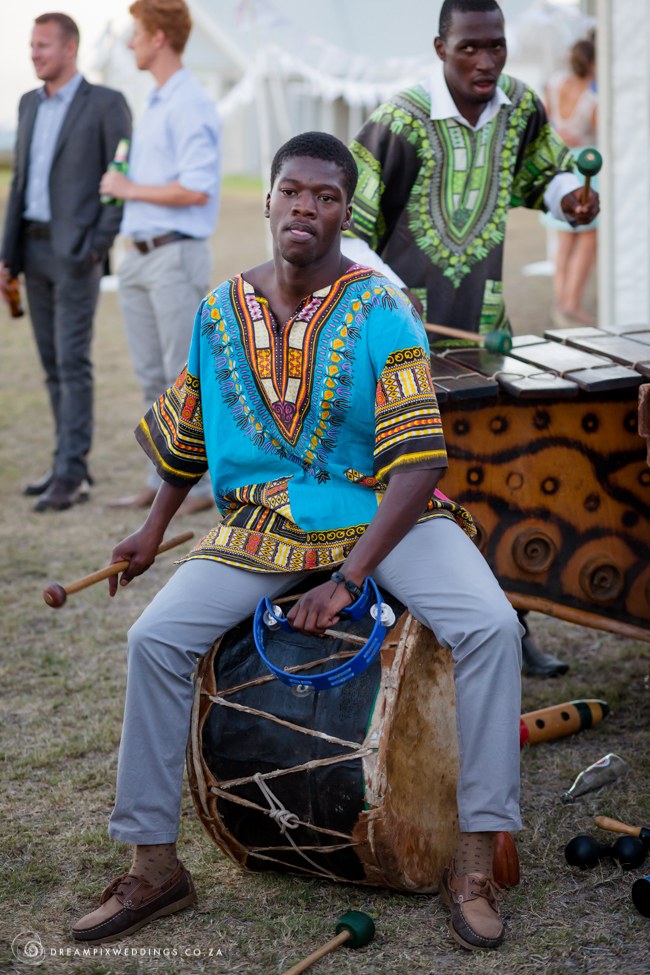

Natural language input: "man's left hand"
[561,188,600,226]
[287,579,355,637]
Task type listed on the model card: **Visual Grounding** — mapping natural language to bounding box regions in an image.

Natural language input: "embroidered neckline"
[233,267,366,444]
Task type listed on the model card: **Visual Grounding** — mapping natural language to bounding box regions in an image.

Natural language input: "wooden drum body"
[188,594,459,893]
[431,327,650,636]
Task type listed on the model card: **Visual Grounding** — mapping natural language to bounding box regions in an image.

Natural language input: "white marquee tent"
[96,0,648,328]
[596,0,650,327]
[98,1,594,173]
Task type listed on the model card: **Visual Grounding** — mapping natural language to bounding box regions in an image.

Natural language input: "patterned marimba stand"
[430,323,650,639]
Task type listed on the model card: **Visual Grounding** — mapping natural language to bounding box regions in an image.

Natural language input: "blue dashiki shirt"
[137,264,475,572]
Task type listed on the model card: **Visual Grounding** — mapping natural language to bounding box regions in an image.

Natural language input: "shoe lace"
[468,873,501,908]
[100,872,150,905]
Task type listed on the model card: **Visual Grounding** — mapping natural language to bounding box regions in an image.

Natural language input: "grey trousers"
[108,518,523,845]
[23,237,103,483]
[118,238,213,496]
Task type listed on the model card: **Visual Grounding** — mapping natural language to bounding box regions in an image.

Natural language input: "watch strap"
[330,570,363,602]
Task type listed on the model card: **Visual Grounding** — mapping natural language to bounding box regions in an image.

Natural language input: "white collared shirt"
[428,58,511,132]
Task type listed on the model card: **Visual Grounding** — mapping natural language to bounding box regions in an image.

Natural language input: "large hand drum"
[187,585,459,892]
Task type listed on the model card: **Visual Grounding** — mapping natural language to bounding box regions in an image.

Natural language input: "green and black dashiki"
[348,74,575,337]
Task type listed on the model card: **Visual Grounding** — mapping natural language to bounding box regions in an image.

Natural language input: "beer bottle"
[6,277,24,318]
[101,138,131,205]
[561,752,629,803]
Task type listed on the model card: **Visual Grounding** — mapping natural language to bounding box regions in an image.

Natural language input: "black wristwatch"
[330,570,363,602]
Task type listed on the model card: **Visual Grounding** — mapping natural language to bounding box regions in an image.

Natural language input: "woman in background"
[544,38,598,326]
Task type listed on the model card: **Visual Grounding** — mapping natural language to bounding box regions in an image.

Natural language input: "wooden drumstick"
[42,531,194,608]
[323,629,366,646]
[576,147,602,206]
[425,321,512,354]
[595,815,650,846]
[282,911,375,975]
[269,597,373,646]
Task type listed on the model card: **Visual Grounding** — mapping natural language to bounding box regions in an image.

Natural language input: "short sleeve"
[135,307,209,484]
[368,287,448,481]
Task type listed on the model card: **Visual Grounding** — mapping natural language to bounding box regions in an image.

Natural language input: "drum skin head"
[352,612,459,891]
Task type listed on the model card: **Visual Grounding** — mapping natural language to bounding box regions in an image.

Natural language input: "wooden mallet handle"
[282,911,375,975]
[283,931,351,975]
[594,815,640,837]
[594,815,650,845]
[425,321,512,354]
[576,147,602,206]
[43,531,194,608]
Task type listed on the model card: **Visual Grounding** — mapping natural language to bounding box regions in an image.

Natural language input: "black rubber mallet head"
[565,833,647,871]
[632,876,650,917]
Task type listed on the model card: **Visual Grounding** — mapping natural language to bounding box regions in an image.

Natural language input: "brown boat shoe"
[440,859,504,950]
[71,862,197,945]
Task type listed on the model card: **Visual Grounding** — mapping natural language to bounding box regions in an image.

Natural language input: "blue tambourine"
[253,577,387,690]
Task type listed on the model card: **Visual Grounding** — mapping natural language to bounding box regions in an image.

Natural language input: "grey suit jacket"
[1,78,132,276]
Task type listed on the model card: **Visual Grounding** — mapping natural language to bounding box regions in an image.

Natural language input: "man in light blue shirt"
[101,0,221,515]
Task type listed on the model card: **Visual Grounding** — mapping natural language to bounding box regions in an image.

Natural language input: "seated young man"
[72,132,523,952]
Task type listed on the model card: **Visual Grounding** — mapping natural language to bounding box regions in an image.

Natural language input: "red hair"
[129,0,192,54]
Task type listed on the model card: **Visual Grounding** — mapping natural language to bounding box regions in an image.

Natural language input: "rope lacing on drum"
[253,772,299,834]
[252,772,338,880]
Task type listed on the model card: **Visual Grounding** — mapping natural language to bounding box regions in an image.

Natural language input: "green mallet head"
[576,147,603,178]
[334,910,376,948]
[483,331,512,355]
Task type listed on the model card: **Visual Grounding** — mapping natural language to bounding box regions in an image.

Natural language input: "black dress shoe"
[23,470,54,496]
[34,477,91,512]
[519,611,569,677]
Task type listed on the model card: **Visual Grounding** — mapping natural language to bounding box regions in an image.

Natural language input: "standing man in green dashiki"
[342,0,600,676]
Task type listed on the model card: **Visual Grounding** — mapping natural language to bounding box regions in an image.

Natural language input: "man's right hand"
[108,527,164,596]
[100,170,133,201]
[107,480,193,595]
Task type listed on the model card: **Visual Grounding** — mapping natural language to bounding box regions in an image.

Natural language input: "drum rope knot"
[253,772,338,879]
[253,772,300,834]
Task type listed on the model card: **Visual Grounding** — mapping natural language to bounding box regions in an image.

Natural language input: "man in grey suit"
[0,12,131,511]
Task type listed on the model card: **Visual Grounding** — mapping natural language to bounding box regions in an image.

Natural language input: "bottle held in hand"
[6,277,24,318]
[101,138,130,205]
